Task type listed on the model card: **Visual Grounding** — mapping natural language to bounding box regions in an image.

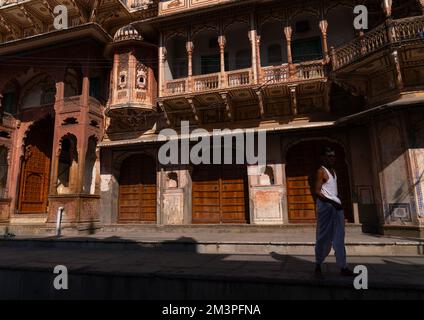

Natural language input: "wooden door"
[118,154,157,222]
[192,164,248,224]
[18,118,53,213]
[286,141,353,223]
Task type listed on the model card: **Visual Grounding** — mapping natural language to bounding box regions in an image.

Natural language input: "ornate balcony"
[333,16,424,71]
[227,68,252,87]
[332,15,424,108]
[193,73,221,92]
[261,65,290,84]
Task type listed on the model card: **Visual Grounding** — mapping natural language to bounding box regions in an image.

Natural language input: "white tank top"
[320,166,341,205]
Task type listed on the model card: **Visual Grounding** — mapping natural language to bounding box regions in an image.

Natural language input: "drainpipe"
[56,207,64,236]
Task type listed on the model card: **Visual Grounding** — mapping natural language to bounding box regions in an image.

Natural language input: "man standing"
[314,147,354,277]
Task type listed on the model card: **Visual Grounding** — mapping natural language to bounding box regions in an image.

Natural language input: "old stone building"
[0,0,423,237]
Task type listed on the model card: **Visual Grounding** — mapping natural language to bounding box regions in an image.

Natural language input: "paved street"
[0,245,423,289]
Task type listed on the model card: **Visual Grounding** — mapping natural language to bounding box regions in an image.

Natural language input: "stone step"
[1,223,364,236]
[1,234,422,256]
[101,223,364,234]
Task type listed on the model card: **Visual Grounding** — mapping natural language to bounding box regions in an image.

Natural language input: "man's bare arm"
[315,167,342,209]
[315,167,327,200]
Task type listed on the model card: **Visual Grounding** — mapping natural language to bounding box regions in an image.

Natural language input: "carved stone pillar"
[382,0,393,17]
[218,35,226,87]
[392,50,404,91]
[159,32,165,97]
[289,85,297,116]
[256,33,262,81]
[248,30,259,84]
[186,41,194,92]
[284,26,295,78]
[81,74,90,107]
[319,20,329,62]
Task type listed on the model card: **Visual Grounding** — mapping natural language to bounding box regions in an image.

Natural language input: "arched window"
[267,44,282,65]
[57,135,78,194]
[0,146,8,198]
[83,137,98,194]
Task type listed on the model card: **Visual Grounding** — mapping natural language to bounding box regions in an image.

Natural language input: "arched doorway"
[18,116,54,213]
[118,154,157,223]
[192,164,249,224]
[285,140,353,223]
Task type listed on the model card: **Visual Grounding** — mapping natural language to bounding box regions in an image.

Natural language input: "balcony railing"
[333,15,424,70]
[162,60,327,96]
[165,79,187,95]
[227,68,251,87]
[193,72,220,92]
[261,64,290,84]
[393,15,424,42]
[297,61,326,80]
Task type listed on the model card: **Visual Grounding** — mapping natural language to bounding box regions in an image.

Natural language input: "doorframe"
[282,135,355,223]
[113,149,159,224]
[190,163,250,224]
[16,115,55,215]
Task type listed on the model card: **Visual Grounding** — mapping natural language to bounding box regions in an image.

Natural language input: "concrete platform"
[0,225,423,299]
[1,225,423,256]
[0,245,423,299]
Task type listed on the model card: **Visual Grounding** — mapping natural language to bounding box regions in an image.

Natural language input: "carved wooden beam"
[0,14,19,39]
[90,0,102,23]
[255,89,265,119]
[323,82,331,113]
[158,101,171,126]
[42,0,56,19]
[187,97,200,124]
[70,0,89,23]
[220,93,234,121]
[19,5,42,33]
[289,85,298,116]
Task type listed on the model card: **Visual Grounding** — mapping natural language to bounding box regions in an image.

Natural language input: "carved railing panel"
[261,64,289,84]
[333,16,424,70]
[227,68,251,87]
[193,73,220,92]
[88,97,102,115]
[165,79,187,95]
[62,96,82,113]
[296,61,326,80]
[393,16,424,42]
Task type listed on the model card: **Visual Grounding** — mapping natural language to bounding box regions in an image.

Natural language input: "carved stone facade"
[0,0,423,237]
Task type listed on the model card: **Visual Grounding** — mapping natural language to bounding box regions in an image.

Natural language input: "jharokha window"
[0,146,8,198]
[57,136,78,194]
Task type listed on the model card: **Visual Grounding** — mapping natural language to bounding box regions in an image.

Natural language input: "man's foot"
[340,267,355,277]
[314,264,324,279]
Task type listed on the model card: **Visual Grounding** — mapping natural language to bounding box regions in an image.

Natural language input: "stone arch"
[1,79,20,115]
[117,152,158,223]
[18,115,55,213]
[83,135,99,195]
[57,133,78,194]
[224,21,252,71]
[0,145,10,198]
[284,137,353,223]
[64,64,83,97]
[326,3,356,49]
[259,18,287,66]
[19,72,56,110]
[192,27,221,76]
[164,33,188,80]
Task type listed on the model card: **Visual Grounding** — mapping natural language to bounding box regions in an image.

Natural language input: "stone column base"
[382,225,424,239]
[47,194,100,230]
